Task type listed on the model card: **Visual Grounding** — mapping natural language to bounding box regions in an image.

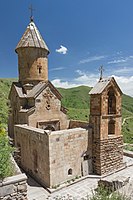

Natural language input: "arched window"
[108,89,116,114]
[68,168,72,175]
[108,119,115,135]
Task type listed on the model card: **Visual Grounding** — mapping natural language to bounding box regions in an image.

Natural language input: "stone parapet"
[0,173,27,200]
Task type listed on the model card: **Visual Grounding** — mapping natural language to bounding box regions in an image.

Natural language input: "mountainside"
[0,79,17,127]
[0,78,133,142]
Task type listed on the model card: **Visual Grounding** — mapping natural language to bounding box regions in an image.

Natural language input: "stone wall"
[14,124,92,188]
[69,120,89,129]
[93,136,123,175]
[0,174,27,200]
[14,125,50,188]
[49,127,92,187]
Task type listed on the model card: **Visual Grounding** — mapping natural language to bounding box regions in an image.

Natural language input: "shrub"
[0,125,14,179]
[90,186,131,200]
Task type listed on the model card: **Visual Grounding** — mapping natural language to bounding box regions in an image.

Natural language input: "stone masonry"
[0,174,27,200]
[92,136,123,175]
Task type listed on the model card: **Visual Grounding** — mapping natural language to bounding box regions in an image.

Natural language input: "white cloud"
[116,51,122,55]
[76,70,85,76]
[56,45,68,55]
[51,79,79,88]
[49,67,65,72]
[108,59,127,64]
[51,70,99,89]
[108,55,133,65]
[79,55,106,64]
[75,70,98,86]
[112,75,133,97]
[51,70,133,97]
[113,67,133,74]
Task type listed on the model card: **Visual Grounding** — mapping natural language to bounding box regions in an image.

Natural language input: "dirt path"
[122,116,133,126]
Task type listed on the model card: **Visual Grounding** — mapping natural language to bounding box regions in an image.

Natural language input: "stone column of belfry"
[15,19,50,85]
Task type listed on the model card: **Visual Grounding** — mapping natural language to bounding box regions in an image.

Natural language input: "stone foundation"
[93,136,123,175]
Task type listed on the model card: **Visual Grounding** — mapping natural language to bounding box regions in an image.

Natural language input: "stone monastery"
[8,18,123,188]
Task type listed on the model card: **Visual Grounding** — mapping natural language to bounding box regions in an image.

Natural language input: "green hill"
[0,78,133,143]
[0,79,17,127]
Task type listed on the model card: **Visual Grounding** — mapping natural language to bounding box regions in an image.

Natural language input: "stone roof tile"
[89,78,112,95]
[13,82,25,98]
[27,81,46,98]
[27,81,62,100]
[15,21,49,53]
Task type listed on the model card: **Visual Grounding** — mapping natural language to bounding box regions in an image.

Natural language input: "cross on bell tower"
[29,4,35,22]
[99,65,104,81]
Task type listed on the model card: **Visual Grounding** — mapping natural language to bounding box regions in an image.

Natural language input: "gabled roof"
[9,80,62,101]
[89,77,122,95]
[9,82,26,99]
[27,80,62,100]
[15,21,49,53]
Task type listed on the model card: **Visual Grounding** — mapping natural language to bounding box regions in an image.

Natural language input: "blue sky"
[0,0,133,96]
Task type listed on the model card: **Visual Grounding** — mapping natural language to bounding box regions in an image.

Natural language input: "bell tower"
[15,18,49,85]
[89,76,123,175]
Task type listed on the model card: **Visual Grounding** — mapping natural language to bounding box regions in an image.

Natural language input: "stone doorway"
[82,155,92,176]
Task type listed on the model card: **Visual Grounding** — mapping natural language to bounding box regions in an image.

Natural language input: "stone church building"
[8,18,123,188]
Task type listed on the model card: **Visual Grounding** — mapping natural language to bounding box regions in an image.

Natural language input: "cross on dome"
[29,4,35,22]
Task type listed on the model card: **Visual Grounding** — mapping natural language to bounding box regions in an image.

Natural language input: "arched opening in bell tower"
[108,119,115,135]
[108,88,116,114]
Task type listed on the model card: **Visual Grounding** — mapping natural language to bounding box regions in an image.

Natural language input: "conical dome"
[15,21,49,54]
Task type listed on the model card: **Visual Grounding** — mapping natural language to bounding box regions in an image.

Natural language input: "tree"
[0,125,14,179]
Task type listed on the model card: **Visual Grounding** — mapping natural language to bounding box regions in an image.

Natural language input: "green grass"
[67,108,89,121]
[122,117,133,144]
[58,86,91,109]
[0,125,15,179]
[122,94,133,114]
[0,78,17,126]
[124,144,133,151]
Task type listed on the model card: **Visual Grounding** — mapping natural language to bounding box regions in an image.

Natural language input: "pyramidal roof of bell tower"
[15,20,49,53]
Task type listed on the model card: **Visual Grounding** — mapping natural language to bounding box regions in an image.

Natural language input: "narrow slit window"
[39,67,42,74]
[37,64,42,74]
